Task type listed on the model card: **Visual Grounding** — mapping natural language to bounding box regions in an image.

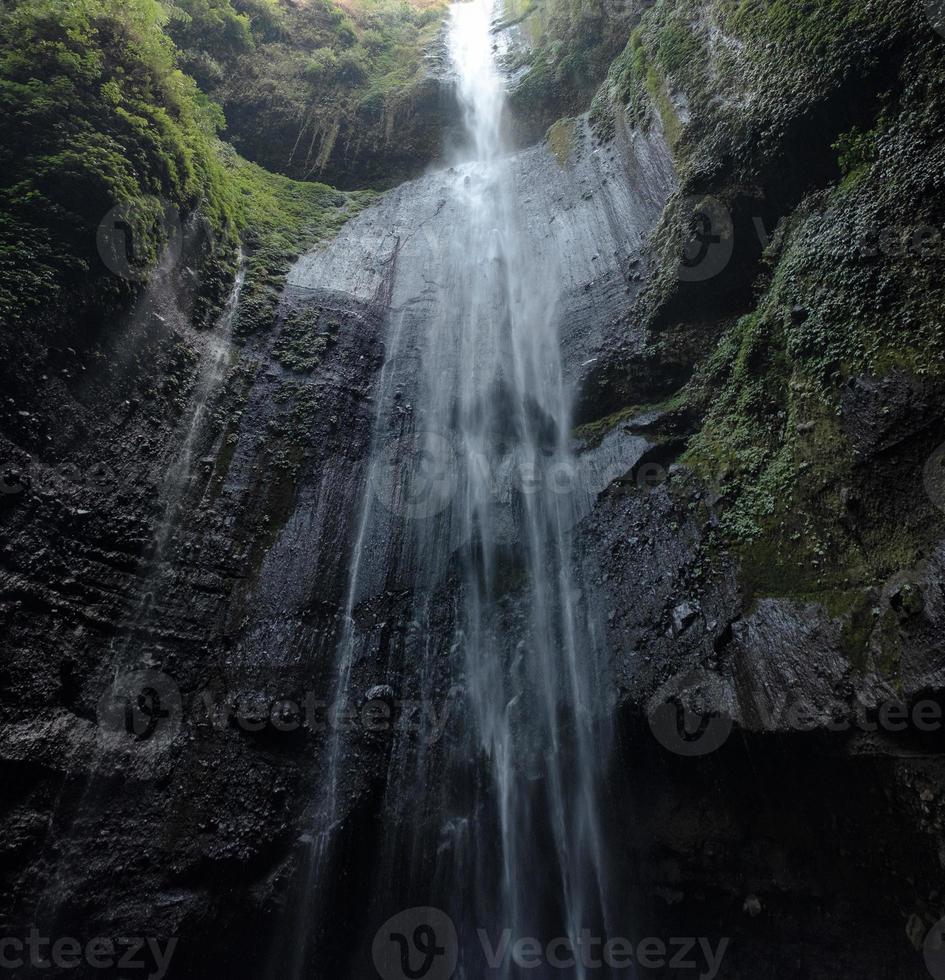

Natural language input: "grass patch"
[546,116,577,166]
[223,149,376,340]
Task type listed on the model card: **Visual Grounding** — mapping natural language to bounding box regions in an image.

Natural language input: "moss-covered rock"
[272,309,334,372]
[0,0,241,327]
[173,0,454,188]
[576,0,945,639]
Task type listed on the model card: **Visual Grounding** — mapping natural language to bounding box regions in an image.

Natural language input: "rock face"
[223,30,463,190]
[3,4,945,978]
[574,411,945,977]
[0,104,680,976]
[228,71,463,191]
[0,214,389,973]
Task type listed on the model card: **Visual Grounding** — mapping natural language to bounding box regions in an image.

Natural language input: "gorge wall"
[2,0,945,977]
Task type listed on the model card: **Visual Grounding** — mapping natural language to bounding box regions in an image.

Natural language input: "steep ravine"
[2,0,945,977]
[0,71,681,980]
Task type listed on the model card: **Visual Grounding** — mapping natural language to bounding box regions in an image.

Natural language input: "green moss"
[574,393,688,447]
[181,0,451,182]
[575,0,945,670]
[0,0,241,325]
[717,0,900,52]
[0,0,380,332]
[506,0,635,132]
[834,123,880,183]
[588,3,706,148]
[205,356,257,504]
[546,116,577,166]
[224,150,376,339]
[682,28,945,555]
[590,36,643,139]
[272,309,332,372]
[655,13,700,76]
[874,606,904,680]
[644,63,682,145]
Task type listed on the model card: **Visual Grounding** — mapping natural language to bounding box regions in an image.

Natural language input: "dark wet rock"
[3,8,945,973]
[576,402,945,977]
[0,211,388,965]
[363,684,395,705]
[228,62,461,191]
[842,373,945,458]
[790,304,809,323]
[671,599,700,634]
[891,582,925,622]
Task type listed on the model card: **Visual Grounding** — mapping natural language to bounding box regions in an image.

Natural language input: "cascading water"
[26,252,246,949]
[431,0,616,970]
[284,0,623,974]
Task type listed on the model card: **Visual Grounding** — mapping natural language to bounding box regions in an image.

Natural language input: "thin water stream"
[27,252,246,947]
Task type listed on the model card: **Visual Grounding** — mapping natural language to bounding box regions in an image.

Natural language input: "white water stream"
[289,0,620,975]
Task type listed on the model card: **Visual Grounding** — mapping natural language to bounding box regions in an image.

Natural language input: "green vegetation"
[505,0,636,134]
[590,5,703,145]
[223,150,375,339]
[833,121,883,184]
[272,309,332,371]
[575,0,945,629]
[0,0,385,333]
[169,0,449,184]
[588,0,906,179]
[0,0,239,325]
[546,116,577,166]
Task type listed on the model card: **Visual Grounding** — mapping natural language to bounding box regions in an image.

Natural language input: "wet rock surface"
[578,428,945,978]
[0,221,388,969]
[224,29,463,191]
[0,113,678,975]
[2,26,945,977]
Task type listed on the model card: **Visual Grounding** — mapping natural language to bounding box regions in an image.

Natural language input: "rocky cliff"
[2,0,945,977]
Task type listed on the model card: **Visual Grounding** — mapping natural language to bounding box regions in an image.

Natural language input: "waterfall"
[436,0,615,969]
[284,1,620,974]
